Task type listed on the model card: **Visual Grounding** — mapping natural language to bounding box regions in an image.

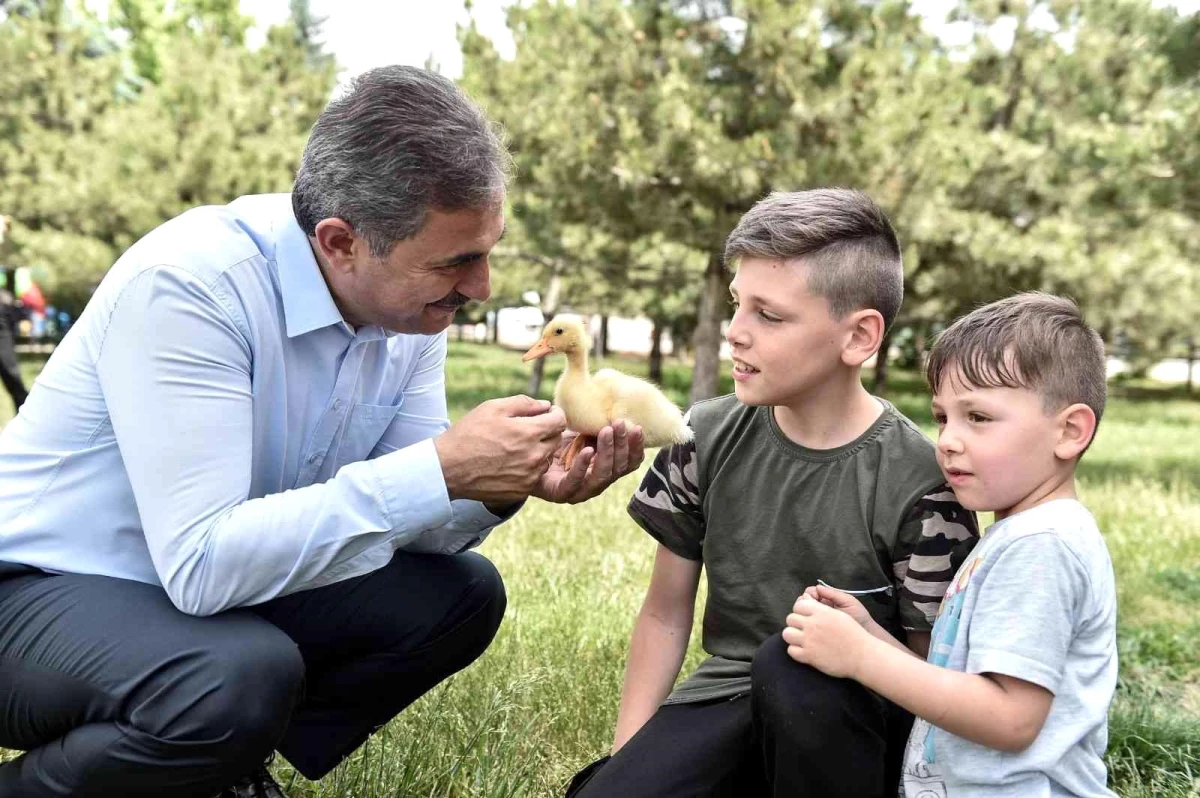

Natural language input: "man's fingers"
[610,420,630,475]
[590,426,615,484]
[518,406,567,440]
[491,394,553,417]
[560,447,593,499]
[624,426,645,474]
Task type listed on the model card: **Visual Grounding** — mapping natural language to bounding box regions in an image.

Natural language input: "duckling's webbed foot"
[561,433,596,470]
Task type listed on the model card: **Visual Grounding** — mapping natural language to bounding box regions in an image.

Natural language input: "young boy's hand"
[799,584,874,629]
[783,596,872,679]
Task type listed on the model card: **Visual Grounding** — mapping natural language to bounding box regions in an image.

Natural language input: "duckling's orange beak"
[522,338,553,362]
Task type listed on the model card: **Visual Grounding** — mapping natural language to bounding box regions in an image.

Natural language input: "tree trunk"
[872,327,893,394]
[1187,337,1196,395]
[688,254,727,406]
[526,271,562,397]
[649,316,664,385]
[597,314,609,359]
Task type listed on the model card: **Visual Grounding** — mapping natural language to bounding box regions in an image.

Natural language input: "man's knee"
[142,626,304,760]
[444,552,507,663]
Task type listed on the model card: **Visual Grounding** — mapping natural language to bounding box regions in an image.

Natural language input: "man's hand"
[433,395,567,505]
[782,595,874,679]
[531,419,645,504]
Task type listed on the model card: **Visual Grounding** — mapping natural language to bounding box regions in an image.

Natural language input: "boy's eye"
[758,311,781,323]
[968,412,990,423]
[932,413,947,426]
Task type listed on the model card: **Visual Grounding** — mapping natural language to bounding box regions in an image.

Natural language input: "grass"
[2,342,1198,797]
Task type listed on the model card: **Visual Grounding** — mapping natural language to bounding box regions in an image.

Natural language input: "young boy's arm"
[785,602,1052,752]
[612,544,702,752]
[788,532,1086,754]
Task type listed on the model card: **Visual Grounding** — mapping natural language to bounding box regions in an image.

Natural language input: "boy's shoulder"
[988,500,1109,565]
[685,393,750,428]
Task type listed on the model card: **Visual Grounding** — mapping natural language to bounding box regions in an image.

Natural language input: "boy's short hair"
[925,292,1107,425]
[724,188,904,329]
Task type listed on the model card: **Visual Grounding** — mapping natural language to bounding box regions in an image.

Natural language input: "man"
[0,66,644,797]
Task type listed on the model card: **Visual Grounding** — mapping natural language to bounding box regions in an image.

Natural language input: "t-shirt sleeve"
[893,485,981,631]
[965,532,1088,694]
[626,427,704,561]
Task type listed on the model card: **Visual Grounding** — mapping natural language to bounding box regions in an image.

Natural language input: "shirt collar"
[273,197,349,339]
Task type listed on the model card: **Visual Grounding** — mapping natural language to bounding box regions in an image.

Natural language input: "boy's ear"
[840,309,886,367]
[1055,403,1097,460]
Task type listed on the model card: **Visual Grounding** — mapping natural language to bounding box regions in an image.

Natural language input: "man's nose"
[459,260,491,303]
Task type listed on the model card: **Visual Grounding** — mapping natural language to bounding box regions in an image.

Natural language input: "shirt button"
[332,399,342,410]
[308,454,320,464]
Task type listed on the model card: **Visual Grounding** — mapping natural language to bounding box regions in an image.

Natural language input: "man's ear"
[311,218,362,275]
[841,309,886,367]
[1055,403,1097,460]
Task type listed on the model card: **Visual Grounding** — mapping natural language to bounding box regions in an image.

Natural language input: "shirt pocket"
[334,402,403,469]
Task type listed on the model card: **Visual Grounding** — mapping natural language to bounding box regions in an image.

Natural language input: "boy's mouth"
[732,358,760,376]
[944,467,973,485]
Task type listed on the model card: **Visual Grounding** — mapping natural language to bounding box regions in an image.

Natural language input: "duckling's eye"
[555,328,563,335]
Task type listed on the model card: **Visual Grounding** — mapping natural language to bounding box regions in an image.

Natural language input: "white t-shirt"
[902,499,1118,798]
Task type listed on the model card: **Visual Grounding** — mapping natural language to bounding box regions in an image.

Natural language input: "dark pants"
[0,550,506,797]
[568,634,913,798]
[0,328,26,411]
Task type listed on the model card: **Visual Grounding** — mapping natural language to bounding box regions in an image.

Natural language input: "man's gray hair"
[724,189,904,329]
[292,65,513,258]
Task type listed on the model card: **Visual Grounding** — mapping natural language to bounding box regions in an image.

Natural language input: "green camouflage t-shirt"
[628,395,979,704]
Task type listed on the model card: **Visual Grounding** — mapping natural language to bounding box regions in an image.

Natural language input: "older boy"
[786,293,1117,796]
[568,189,979,797]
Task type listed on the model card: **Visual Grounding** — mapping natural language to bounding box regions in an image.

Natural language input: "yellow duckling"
[522,315,693,466]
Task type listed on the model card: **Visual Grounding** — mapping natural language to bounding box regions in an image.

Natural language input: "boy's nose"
[937,429,964,455]
[725,312,749,349]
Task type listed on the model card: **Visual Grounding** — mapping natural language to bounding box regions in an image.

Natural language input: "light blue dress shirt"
[0,194,507,616]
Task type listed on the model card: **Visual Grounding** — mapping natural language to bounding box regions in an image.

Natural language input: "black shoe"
[214,758,287,798]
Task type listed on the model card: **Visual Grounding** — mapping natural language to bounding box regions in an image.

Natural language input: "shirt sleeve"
[893,485,980,631]
[965,532,1088,694]
[95,266,462,616]
[368,331,516,554]
[626,418,704,561]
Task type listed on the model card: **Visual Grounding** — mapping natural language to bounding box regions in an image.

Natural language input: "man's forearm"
[852,637,1040,752]
[612,609,692,752]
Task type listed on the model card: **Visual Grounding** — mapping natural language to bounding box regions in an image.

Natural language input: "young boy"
[784,293,1118,797]
[567,189,979,797]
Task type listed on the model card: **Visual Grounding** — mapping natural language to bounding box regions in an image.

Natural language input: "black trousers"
[0,550,506,797]
[0,328,26,411]
[568,634,913,798]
